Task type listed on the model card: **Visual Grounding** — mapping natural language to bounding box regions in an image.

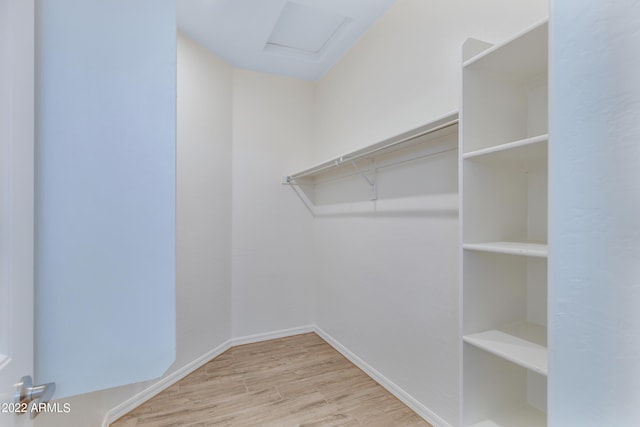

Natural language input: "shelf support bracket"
[350,160,377,201]
[282,178,316,217]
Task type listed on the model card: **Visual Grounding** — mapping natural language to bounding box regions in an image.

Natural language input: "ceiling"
[176,0,396,81]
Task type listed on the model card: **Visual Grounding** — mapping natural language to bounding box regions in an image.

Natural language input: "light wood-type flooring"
[111,333,432,427]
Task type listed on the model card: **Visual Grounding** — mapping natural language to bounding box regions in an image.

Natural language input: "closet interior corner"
[278,15,551,427]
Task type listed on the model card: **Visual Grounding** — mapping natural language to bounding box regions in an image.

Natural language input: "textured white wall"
[313,1,548,425]
[549,1,640,425]
[231,70,315,338]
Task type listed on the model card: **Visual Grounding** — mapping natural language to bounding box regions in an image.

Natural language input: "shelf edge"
[462,134,548,159]
[462,242,548,258]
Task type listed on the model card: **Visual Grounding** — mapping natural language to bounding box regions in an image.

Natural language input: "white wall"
[549,1,640,425]
[36,31,234,427]
[313,1,548,426]
[35,0,177,398]
[313,138,460,426]
[175,31,232,366]
[231,70,315,338]
[315,0,549,162]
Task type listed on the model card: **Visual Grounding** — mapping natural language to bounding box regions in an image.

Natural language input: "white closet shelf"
[283,111,458,182]
[463,19,548,81]
[463,321,547,375]
[462,134,548,162]
[463,241,547,258]
[468,404,546,427]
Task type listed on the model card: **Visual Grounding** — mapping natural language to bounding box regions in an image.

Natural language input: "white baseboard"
[102,325,313,426]
[101,339,232,427]
[103,324,450,427]
[314,326,452,427]
[231,324,315,346]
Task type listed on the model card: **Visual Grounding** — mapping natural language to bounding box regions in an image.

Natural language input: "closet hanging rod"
[286,111,458,182]
[309,145,459,187]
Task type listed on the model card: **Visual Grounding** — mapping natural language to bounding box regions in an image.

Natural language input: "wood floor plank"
[111,333,432,427]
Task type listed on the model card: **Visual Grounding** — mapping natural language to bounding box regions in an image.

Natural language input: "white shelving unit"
[461,20,549,427]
